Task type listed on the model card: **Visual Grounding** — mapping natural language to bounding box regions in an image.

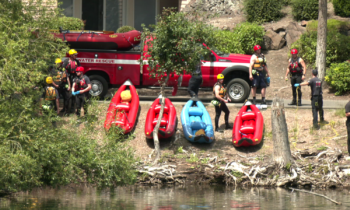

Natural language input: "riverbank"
[61,101,350,189]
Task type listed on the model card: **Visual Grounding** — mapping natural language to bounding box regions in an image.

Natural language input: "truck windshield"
[210,46,229,57]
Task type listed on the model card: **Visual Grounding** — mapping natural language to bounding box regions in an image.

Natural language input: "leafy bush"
[291,0,319,21]
[117,25,136,33]
[325,62,350,95]
[214,22,265,54]
[307,19,350,35]
[282,0,292,5]
[243,0,283,23]
[53,16,85,30]
[291,20,350,67]
[333,0,350,17]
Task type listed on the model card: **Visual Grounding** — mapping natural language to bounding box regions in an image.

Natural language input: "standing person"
[249,45,270,105]
[50,58,71,114]
[212,74,231,132]
[187,61,203,99]
[345,101,350,155]
[41,76,60,116]
[63,49,80,114]
[285,49,307,106]
[295,69,324,129]
[71,67,91,118]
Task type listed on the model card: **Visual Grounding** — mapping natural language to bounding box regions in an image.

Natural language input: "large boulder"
[285,22,306,48]
[262,29,286,50]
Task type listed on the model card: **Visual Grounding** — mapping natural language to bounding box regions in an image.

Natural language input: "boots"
[225,123,232,130]
[215,128,223,133]
[252,97,256,105]
[297,100,302,106]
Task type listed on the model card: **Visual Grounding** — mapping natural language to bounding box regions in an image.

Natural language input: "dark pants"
[291,74,302,102]
[311,95,324,126]
[76,94,90,117]
[214,101,230,130]
[58,86,69,111]
[188,75,202,97]
[346,119,350,154]
[69,75,76,113]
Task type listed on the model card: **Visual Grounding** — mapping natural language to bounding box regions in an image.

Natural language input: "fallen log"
[289,187,342,205]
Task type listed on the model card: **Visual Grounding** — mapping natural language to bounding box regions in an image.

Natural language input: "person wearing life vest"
[71,67,92,117]
[285,49,306,106]
[249,45,270,105]
[294,69,325,130]
[63,49,81,114]
[50,58,71,114]
[212,74,231,132]
[40,76,60,116]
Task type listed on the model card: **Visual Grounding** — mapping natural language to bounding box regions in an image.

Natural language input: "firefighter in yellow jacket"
[41,76,60,115]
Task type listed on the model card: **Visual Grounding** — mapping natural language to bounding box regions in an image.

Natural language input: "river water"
[1,185,349,210]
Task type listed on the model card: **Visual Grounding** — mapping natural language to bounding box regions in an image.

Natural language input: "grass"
[232,171,244,178]
[177,146,184,154]
[317,146,328,151]
[334,108,346,118]
[186,153,199,163]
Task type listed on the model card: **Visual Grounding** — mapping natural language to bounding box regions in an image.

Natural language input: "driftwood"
[289,187,341,205]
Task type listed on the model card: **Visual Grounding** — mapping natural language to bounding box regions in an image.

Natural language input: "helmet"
[254,45,261,51]
[46,77,53,84]
[217,74,224,79]
[55,58,62,64]
[76,66,84,72]
[68,49,78,55]
[291,49,298,55]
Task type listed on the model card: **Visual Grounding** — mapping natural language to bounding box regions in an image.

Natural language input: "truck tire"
[88,75,108,98]
[226,78,250,103]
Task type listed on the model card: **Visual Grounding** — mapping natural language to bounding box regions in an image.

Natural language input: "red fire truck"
[55,30,253,102]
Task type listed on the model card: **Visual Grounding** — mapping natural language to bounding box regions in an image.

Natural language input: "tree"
[315,0,327,81]
[142,9,216,163]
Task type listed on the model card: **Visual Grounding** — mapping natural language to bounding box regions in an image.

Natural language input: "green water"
[1,186,349,209]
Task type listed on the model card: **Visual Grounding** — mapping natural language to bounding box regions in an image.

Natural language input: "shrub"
[117,25,136,33]
[243,0,283,24]
[53,16,85,30]
[291,0,319,21]
[307,19,350,35]
[325,62,350,95]
[333,0,350,17]
[214,22,265,54]
[291,20,350,67]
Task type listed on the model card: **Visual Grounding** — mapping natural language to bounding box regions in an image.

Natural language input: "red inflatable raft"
[53,30,141,50]
[104,80,139,134]
[145,98,177,139]
[232,101,264,147]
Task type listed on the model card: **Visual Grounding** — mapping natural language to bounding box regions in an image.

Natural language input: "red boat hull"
[104,82,139,134]
[53,30,141,50]
[144,98,177,139]
[232,104,264,147]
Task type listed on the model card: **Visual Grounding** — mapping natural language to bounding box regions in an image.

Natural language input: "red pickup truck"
[59,31,253,102]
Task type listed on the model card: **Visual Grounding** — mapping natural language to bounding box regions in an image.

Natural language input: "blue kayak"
[181,100,214,143]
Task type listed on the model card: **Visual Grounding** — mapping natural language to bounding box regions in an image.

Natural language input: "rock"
[262,29,286,50]
[279,31,286,38]
[285,22,306,49]
[300,20,309,27]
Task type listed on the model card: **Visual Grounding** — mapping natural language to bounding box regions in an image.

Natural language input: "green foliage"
[187,153,199,163]
[142,8,216,82]
[214,23,265,54]
[243,0,283,24]
[306,164,313,173]
[0,0,137,194]
[52,16,85,30]
[291,20,350,67]
[177,146,184,154]
[317,146,328,151]
[282,0,292,5]
[231,171,244,178]
[307,19,350,34]
[291,0,318,21]
[325,62,350,95]
[334,108,346,117]
[286,162,292,170]
[117,26,136,33]
[333,0,350,17]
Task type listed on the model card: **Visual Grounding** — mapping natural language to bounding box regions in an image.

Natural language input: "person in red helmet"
[249,45,270,104]
[285,48,306,106]
[71,66,91,118]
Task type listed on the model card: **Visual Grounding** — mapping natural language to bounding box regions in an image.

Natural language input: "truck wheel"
[226,78,250,103]
[88,75,108,98]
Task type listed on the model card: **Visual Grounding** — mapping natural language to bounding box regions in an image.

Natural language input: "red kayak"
[53,30,141,50]
[104,80,139,134]
[145,98,177,139]
[232,101,264,147]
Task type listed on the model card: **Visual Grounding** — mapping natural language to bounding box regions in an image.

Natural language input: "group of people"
[187,45,326,132]
[41,49,91,118]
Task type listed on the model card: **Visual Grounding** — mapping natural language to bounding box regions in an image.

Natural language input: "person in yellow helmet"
[49,58,71,114]
[63,49,81,114]
[212,74,231,132]
[40,76,60,117]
